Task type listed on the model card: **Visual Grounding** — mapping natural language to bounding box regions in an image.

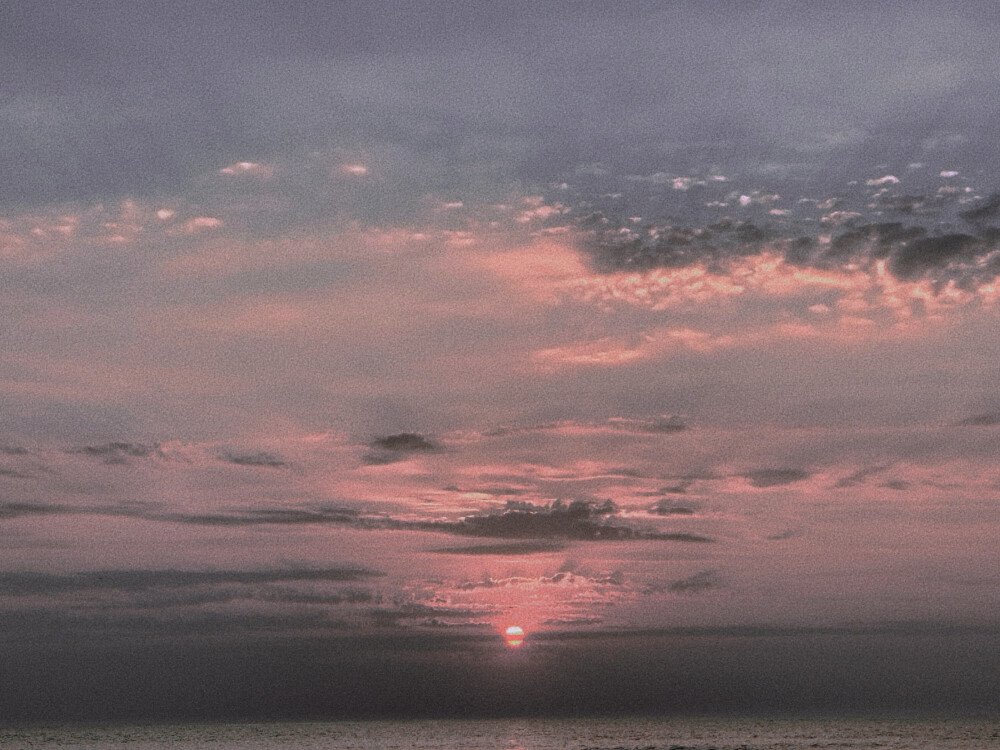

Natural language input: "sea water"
[1,717,998,750]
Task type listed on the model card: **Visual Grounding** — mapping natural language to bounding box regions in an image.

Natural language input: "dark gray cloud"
[429,500,713,543]
[215,449,287,468]
[258,589,374,606]
[656,479,699,495]
[890,233,981,281]
[959,192,1000,222]
[367,602,488,628]
[650,501,697,516]
[0,496,373,530]
[0,467,33,479]
[431,540,568,555]
[541,614,603,626]
[834,465,892,488]
[0,501,66,519]
[1,2,569,207]
[583,215,775,273]
[69,442,289,468]
[5,1,998,212]
[71,442,164,464]
[0,567,382,597]
[579,185,1000,288]
[610,415,687,434]
[958,412,1000,426]
[364,433,441,464]
[826,222,928,259]
[160,506,363,527]
[370,432,439,451]
[745,468,810,488]
[483,417,687,439]
[668,570,724,594]
[121,498,716,544]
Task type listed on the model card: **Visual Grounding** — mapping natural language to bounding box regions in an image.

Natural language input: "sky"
[3,0,1000,723]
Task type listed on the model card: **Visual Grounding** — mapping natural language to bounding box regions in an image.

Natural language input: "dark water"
[2,717,998,749]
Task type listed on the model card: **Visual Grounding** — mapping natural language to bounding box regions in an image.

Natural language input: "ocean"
[1,717,997,750]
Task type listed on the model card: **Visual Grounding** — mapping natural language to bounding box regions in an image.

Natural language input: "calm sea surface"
[1,717,998,750]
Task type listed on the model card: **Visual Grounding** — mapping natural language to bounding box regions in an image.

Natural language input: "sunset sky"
[4,0,1000,722]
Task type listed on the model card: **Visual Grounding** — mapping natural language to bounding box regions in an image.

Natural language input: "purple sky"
[3,0,1000,722]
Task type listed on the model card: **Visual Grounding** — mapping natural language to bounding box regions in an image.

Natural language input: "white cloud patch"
[866,175,900,186]
[218,161,272,177]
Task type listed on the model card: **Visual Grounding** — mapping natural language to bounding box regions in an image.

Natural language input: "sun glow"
[504,625,525,648]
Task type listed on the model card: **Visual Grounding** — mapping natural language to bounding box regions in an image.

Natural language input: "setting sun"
[504,625,525,648]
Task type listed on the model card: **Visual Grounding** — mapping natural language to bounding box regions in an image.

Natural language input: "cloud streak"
[0,567,383,597]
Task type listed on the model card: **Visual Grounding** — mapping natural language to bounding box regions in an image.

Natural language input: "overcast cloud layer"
[3,0,1000,723]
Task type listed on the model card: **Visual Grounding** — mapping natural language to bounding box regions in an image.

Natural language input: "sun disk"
[504,625,525,647]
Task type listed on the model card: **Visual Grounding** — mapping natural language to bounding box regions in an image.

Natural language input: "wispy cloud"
[433,500,713,542]
[215,449,287,468]
[364,433,441,465]
[430,541,568,555]
[71,442,164,464]
[0,501,68,519]
[745,469,810,488]
[667,570,724,594]
[0,567,384,597]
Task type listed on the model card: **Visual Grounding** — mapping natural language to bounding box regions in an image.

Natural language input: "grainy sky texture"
[3,0,1000,722]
